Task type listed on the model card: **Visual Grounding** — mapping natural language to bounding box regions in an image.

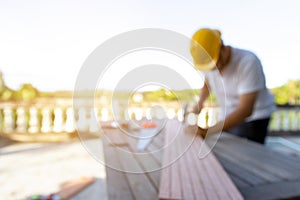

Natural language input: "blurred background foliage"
[0,71,299,105]
[271,80,300,105]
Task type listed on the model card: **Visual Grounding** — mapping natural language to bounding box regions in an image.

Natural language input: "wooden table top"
[101,120,300,200]
[206,133,300,200]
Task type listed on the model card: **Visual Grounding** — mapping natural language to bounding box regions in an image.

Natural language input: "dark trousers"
[228,118,271,144]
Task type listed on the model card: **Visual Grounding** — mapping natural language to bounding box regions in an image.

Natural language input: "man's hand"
[197,127,208,138]
[184,125,208,138]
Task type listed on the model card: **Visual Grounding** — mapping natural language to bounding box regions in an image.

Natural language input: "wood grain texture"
[159,120,243,200]
[206,133,300,200]
[102,124,164,200]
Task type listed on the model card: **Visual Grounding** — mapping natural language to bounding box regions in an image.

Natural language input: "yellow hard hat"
[190,28,222,71]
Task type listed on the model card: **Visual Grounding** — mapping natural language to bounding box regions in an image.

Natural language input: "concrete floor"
[0,136,107,200]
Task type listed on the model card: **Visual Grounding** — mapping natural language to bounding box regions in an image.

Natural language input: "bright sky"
[0,0,300,92]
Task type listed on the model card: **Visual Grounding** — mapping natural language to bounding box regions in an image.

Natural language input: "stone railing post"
[28,107,39,133]
[53,108,64,133]
[3,107,15,132]
[65,108,75,133]
[41,108,52,133]
[16,107,27,132]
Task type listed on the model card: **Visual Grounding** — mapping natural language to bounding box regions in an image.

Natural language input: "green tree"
[15,84,39,100]
[0,70,16,100]
[271,80,300,105]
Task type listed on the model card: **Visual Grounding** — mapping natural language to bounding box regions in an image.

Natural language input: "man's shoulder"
[232,47,259,61]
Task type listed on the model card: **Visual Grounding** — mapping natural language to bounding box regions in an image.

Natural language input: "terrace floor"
[0,136,107,200]
[1,133,300,200]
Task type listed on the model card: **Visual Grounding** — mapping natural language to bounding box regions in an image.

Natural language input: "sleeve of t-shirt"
[238,53,266,95]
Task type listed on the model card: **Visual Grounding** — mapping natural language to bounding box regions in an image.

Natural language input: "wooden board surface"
[158,120,243,200]
[102,124,164,200]
[206,133,300,200]
[102,120,300,200]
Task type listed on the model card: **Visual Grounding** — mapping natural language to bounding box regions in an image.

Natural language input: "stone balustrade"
[269,105,300,134]
[187,105,300,135]
[0,98,187,140]
[0,98,299,141]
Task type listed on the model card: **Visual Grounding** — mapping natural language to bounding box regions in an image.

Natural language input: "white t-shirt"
[205,47,275,121]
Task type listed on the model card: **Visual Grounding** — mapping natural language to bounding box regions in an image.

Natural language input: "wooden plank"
[144,127,165,166]
[145,171,161,192]
[188,136,221,200]
[267,136,300,157]
[283,136,300,145]
[116,127,164,193]
[119,129,139,150]
[186,123,243,200]
[206,133,300,200]
[181,138,207,199]
[123,129,162,170]
[103,126,163,200]
[175,127,199,200]
[159,120,243,200]
[102,129,128,147]
[136,128,160,151]
[131,153,161,191]
[169,131,183,199]
[229,136,300,171]
[211,134,300,170]
[57,177,95,199]
[126,139,162,191]
[227,174,251,190]
[240,180,300,200]
[117,146,158,200]
[103,145,134,200]
[199,137,244,200]
[192,135,242,200]
[147,141,163,165]
[212,134,300,179]
[214,153,266,186]
[151,131,165,149]
[159,121,173,199]
[160,120,182,199]
[211,143,282,182]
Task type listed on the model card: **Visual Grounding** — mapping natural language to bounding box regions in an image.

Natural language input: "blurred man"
[190,28,275,144]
